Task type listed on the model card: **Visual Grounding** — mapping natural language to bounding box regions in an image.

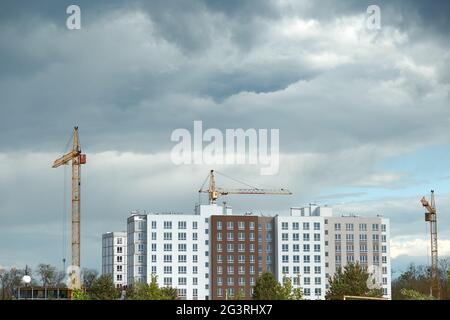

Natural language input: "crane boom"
[420,190,439,298]
[199,170,292,203]
[53,127,86,290]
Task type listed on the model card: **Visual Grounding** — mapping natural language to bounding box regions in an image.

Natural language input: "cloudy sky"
[1,0,449,276]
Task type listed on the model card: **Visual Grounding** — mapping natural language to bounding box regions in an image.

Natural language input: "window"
[117,265,122,272]
[334,223,341,231]
[164,232,172,241]
[347,255,354,262]
[117,247,122,254]
[293,244,300,252]
[359,223,367,231]
[335,234,341,241]
[372,224,379,231]
[178,266,187,274]
[178,278,187,286]
[227,232,234,241]
[117,256,122,263]
[238,221,245,230]
[193,266,198,274]
[164,277,172,286]
[373,244,379,252]
[178,232,186,241]
[192,221,197,229]
[217,232,222,241]
[282,266,289,274]
[304,277,310,285]
[304,255,310,263]
[360,234,367,241]
[238,255,245,264]
[314,222,320,230]
[294,266,300,274]
[382,245,387,253]
[293,255,300,263]
[227,255,234,263]
[373,234,379,241]
[151,243,157,252]
[164,266,172,274]
[227,243,234,253]
[293,222,299,230]
[164,243,172,252]
[217,221,222,230]
[227,278,234,286]
[227,221,234,230]
[347,244,354,252]
[164,221,172,229]
[282,244,289,252]
[293,233,299,241]
[266,243,272,252]
[304,266,310,274]
[314,266,321,274]
[346,234,354,241]
[250,244,255,252]
[360,255,368,263]
[137,255,144,264]
[314,255,321,263]
[335,244,341,252]
[303,222,310,230]
[335,255,341,263]
[238,232,245,241]
[239,277,246,286]
[314,244,320,252]
[164,255,172,263]
[217,243,223,252]
[346,223,354,231]
[152,255,157,263]
[250,266,255,275]
[151,221,157,229]
[382,256,387,263]
[304,288,311,296]
[249,232,255,241]
[315,288,321,297]
[282,255,289,263]
[282,233,289,241]
[178,255,187,263]
[249,255,255,264]
[282,222,288,230]
[303,234,310,241]
[117,237,123,245]
[360,244,367,252]
[315,277,321,285]
[192,233,198,241]
[249,222,255,230]
[178,221,186,229]
[193,243,198,252]
[152,232,157,241]
[381,224,386,232]
[303,244,310,252]
[314,233,320,241]
[381,235,387,242]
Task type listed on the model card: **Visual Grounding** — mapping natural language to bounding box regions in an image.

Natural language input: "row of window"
[149,221,199,230]
[335,244,387,253]
[334,223,387,232]
[281,255,321,263]
[216,221,273,231]
[335,255,388,263]
[281,222,321,231]
[281,233,321,241]
[282,244,320,252]
[334,234,387,242]
[215,265,273,275]
[163,277,200,286]
[217,243,273,253]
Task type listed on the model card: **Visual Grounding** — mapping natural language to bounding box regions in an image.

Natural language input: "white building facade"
[325,215,391,299]
[102,231,127,287]
[274,205,331,300]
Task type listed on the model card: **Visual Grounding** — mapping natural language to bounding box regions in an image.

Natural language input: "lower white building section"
[274,205,330,300]
[102,231,127,287]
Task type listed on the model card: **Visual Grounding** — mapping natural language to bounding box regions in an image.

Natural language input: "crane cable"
[60,130,73,272]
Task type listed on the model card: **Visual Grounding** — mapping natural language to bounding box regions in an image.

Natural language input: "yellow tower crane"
[420,190,440,299]
[52,127,86,289]
[199,170,292,204]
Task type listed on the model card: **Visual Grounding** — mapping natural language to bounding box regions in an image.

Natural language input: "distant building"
[102,231,127,288]
[103,203,391,300]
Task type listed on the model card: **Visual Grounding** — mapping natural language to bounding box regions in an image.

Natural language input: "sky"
[0,0,449,277]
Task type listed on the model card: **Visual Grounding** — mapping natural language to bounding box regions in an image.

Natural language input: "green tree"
[252,272,303,300]
[72,288,89,300]
[0,267,25,300]
[326,262,383,300]
[127,275,178,300]
[400,288,435,300]
[89,275,119,300]
[252,272,282,300]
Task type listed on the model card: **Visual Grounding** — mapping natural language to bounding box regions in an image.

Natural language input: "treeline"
[392,257,450,300]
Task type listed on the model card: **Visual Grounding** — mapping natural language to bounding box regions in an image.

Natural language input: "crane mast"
[420,190,439,298]
[199,170,292,204]
[52,127,86,289]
